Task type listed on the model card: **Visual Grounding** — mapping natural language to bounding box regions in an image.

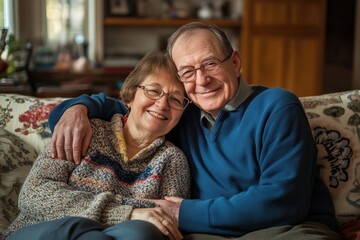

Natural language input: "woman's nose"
[156,95,170,110]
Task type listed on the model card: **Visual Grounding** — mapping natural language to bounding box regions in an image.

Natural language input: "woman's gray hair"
[167,22,234,60]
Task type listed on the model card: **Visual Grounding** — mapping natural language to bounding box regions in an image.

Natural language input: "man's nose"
[195,68,210,85]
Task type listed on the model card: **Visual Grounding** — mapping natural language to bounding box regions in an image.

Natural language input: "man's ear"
[232,51,242,78]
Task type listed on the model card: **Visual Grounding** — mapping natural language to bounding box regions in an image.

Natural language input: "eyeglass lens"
[139,85,189,109]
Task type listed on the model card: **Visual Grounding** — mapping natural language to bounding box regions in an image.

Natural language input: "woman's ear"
[125,102,132,111]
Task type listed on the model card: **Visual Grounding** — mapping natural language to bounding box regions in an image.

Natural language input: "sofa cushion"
[0,128,38,232]
[0,94,65,154]
[300,90,360,226]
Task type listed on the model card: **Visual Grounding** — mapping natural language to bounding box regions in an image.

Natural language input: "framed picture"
[107,0,136,17]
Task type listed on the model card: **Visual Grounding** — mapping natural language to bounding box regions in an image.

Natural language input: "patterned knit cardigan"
[3,114,191,238]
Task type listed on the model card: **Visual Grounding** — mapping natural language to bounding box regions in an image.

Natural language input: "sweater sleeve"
[179,103,333,235]
[159,146,191,199]
[18,147,146,226]
[48,92,127,133]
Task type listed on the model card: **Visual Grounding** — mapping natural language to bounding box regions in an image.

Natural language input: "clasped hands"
[132,197,183,240]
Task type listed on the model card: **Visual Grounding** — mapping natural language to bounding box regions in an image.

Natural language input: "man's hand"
[151,197,183,221]
[131,207,182,240]
[50,105,92,164]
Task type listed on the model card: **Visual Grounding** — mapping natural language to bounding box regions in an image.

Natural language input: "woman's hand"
[130,207,182,240]
[51,105,92,164]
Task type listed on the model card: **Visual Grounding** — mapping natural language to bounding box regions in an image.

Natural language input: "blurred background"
[0,0,358,98]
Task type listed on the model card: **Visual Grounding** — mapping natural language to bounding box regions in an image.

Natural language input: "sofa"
[1,90,360,238]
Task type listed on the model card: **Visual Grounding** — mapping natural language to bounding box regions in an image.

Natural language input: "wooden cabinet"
[241,0,326,97]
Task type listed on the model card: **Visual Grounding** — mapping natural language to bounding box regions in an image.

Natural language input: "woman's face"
[126,68,186,138]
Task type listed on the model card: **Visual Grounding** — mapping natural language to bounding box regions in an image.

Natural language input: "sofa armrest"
[300,90,360,226]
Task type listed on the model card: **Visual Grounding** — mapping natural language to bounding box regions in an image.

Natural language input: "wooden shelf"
[28,68,131,84]
[104,17,242,28]
[27,68,131,98]
[0,84,34,96]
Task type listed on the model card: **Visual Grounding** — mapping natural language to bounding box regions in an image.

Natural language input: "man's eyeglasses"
[177,52,233,83]
[137,84,191,110]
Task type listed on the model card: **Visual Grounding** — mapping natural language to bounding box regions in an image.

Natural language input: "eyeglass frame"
[136,84,191,110]
[176,51,233,83]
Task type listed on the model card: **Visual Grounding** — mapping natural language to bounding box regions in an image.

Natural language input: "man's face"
[172,29,242,117]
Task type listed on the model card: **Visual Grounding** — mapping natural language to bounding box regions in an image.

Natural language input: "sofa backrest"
[0,94,66,154]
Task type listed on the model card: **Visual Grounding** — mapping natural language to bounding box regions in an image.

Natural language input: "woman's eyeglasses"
[137,84,191,110]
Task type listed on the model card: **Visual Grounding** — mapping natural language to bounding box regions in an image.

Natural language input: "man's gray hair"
[167,22,234,60]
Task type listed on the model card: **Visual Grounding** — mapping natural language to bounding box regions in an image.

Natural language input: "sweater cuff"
[179,199,211,233]
[101,201,133,226]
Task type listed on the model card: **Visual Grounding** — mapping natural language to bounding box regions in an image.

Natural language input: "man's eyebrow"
[177,56,217,70]
[177,64,194,71]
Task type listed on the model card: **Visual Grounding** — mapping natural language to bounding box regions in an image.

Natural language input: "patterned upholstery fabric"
[0,128,37,232]
[0,94,64,154]
[0,94,65,232]
[300,90,360,225]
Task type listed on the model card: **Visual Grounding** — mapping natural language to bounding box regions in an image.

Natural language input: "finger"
[64,131,74,162]
[72,145,81,165]
[72,133,83,165]
[161,217,182,240]
[164,196,182,202]
[150,217,171,238]
[50,130,58,159]
[56,135,66,160]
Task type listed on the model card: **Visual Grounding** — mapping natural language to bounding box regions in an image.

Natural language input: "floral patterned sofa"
[1,90,360,238]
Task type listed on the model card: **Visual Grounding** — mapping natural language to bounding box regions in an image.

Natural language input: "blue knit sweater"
[48,86,338,236]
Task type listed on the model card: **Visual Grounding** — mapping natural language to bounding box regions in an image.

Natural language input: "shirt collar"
[200,77,255,128]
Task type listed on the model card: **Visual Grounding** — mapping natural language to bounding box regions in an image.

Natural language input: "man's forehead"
[173,44,222,67]
[175,29,215,44]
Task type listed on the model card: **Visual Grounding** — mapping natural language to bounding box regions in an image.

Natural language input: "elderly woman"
[2,51,191,240]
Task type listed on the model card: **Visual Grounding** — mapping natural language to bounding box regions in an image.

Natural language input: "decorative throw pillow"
[0,94,65,154]
[300,90,360,226]
[0,128,37,232]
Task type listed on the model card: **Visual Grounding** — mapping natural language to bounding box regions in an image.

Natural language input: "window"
[0,0,4,28]
[0,0,98,66]
[0,0,17,36]
[45,0,87,45]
